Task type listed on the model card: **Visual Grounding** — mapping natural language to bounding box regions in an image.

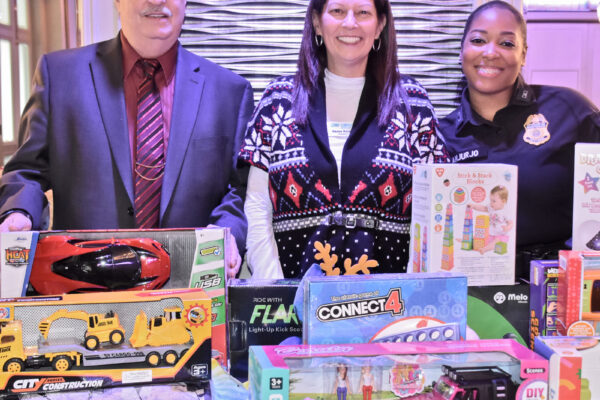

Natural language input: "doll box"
[0,288,212,396]
[572,143,600,251]
[0,228,229,369]
[556,250,600,336]
[228,279,301,381]
[302,273,467,345]
[534,336,600,400]
[529,260,559,349]
[249,339,548,400]
[410,163,518,286]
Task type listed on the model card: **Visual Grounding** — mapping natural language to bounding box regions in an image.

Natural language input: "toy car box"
[468,283,529,346]
[410,163,518,286]
[572,143,600,251]
[303,273,467,345]
[529,260,559,349]
[228,279,301,381]
[0,227,229,369]
[556,250,600,336]
[249,339,548,400]
[534,336,600,400]
[0,288,211,396]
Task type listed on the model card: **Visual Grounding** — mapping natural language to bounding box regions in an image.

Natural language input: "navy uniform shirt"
[440,76,600,249]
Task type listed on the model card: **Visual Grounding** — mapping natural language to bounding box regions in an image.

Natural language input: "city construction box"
[0,227,229,368]
[228,279,301,381]
[303,273,467,345]
[572,143,600,251]
[0,288,211,396]
[410,163,518,286]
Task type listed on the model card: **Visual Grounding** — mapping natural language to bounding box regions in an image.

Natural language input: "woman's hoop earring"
[372,38,381,51]
[314,34,323,47]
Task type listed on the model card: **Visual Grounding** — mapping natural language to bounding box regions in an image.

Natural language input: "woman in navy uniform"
[239,0,448,278]
[440,1,600,280]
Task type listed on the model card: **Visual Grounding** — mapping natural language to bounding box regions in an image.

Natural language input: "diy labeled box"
[411,163,518,286]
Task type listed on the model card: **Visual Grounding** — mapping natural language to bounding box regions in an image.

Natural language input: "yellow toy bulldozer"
[38,309,125,350]
[129,307,191,348]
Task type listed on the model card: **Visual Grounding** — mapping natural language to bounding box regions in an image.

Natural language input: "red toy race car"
[29,236,170,294]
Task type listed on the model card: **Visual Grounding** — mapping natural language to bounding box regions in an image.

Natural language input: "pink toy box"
[556,250,600,336]
[249,339,548,400]
[410,164,518,286]
[534,336,600,400]
[529,260,559,349]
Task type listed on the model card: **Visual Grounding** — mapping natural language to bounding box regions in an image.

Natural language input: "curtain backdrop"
[181,1,473,117]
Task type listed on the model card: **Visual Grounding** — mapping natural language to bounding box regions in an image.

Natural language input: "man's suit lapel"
[90,37,134,205]
[161,46,205,221]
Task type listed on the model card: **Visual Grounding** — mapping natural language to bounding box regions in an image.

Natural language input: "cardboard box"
[572,143,600,251]
[249,339,548,400]
[556,250,600,336]
[529,260,559,349]
[302,273,467,345]
[534,336,600,400]
[0,228,229,369]
[228,279,301,381]
[411,163,518,285]
[0,288,212,396]
[468,283,529,347]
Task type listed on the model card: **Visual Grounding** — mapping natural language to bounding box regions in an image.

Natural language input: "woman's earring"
[314,34,324,47]
[372,38,381,51]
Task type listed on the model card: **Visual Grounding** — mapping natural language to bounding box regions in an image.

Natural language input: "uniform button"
[128,207,134,216]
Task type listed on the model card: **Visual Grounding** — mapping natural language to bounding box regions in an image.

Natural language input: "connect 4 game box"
[303,273,467,345]
[411,163,518,286]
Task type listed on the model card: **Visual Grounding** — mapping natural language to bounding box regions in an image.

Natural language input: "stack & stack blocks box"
[411,163,518,285]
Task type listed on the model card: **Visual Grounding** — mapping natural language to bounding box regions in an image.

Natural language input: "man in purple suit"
[0,0,253,276]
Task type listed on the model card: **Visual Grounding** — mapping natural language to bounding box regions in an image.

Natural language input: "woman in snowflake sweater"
[239,0,449,278]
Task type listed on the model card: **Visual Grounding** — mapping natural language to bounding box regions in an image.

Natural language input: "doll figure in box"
[470,185,513,254]
[333,363,352,400]
[358,365,376,400]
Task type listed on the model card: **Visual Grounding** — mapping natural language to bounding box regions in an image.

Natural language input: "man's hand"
[0,212,32,232]
[225,229,242,279]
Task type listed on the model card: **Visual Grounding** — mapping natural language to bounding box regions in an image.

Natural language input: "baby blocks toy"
[534,336,600,400]
[302,273,467,345]
[556,251,600,336]
[0,288,211,396]
[248,339,548,400]
[411,164,518,285]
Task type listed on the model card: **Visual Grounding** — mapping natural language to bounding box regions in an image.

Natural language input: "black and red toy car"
[29,236,170,294]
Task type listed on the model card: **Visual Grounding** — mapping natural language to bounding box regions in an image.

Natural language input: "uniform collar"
[456,74,535,136]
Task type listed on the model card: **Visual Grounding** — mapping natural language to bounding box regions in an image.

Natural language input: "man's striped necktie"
[134,59,165,229]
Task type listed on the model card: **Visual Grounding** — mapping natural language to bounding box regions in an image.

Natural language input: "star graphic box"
[572,143,600,251]
[410,163,518,285]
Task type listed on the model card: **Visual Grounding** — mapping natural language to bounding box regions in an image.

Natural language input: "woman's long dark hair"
[292,0,403,127]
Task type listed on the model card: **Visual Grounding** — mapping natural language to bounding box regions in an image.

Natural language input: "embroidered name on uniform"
[523,113,550,146]
[452,149,481,163]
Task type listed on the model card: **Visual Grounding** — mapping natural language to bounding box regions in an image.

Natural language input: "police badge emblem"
[523,113,550,145]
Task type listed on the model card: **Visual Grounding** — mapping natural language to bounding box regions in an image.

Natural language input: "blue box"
[303,273,467,345]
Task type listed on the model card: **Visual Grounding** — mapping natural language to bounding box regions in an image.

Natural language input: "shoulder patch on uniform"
[523,113,551,146]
